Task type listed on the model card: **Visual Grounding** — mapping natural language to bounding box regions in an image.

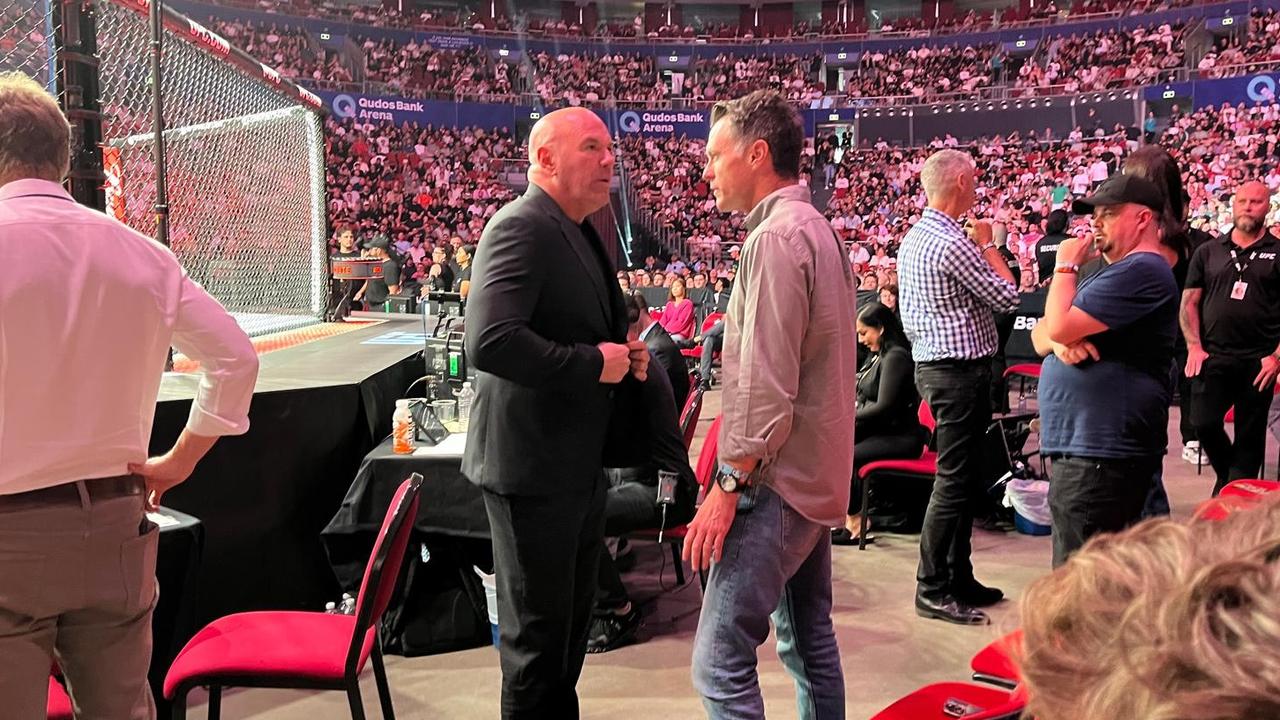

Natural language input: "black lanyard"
[1230,246,1258,279]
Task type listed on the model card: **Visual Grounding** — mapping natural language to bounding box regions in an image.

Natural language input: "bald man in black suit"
[463,107,648,719]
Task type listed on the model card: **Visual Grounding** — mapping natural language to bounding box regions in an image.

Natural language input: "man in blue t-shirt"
[1031,174,1179,567]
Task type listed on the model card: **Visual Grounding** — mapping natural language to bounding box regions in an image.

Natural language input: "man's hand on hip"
[683,484,738,571]
[598,342,632,383]
[129,453,196,511]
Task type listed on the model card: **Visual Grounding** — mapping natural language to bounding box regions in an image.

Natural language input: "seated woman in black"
[832,302,928,546]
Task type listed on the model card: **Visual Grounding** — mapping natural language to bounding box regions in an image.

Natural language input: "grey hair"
[710,90,803,180]
[0,72,71,183]
[919,149,976,202]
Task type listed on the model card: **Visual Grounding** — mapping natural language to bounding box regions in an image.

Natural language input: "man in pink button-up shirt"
[0,72,259,719]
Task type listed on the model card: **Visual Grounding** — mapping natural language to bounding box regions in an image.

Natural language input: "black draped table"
[322,434,494,656]
[151,507,203,715]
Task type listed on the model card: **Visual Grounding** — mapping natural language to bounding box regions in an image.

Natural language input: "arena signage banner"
[1145,71,1280,109]
[608,109,709,137]
[317,91,531,130]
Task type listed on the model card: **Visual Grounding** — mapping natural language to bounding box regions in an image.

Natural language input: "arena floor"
[180,390,1273,720]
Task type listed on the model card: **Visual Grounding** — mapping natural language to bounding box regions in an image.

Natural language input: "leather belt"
[0,474,143,510]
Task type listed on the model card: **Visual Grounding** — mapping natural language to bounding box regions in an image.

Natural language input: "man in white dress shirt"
[0,72,259,719]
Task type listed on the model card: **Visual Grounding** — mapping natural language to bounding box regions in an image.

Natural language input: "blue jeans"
[691,485,844,720]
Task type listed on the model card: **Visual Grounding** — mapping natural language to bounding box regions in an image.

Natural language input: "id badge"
[1231,281,1248,300]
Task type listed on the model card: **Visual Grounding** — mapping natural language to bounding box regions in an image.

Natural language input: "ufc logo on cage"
[1013,316,1040,331]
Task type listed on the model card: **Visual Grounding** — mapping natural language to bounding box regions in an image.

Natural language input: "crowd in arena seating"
[1197,8,1280,78]
[617,134,743,272]
[687,53,825,104]
[0,4,49,74]
[322,100,1278,293]
[529,50,665,106]
[324,118,519,285]
[204,17,349,84]
[1015,22,1186,95]
[204,0,1202,39]
[848,43,1000,101]
[200,6,1280,110]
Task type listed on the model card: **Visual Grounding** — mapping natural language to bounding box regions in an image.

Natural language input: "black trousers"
[483,478,606,720]
[914,359,991,599]
[1174,344,1196,446]
[1048,455,1161,567]
[850,429,926,515]
[1191,355,1275,494]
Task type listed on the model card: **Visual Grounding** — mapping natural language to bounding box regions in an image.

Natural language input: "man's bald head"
[528,107,606,169]
[526,107,614,223]
[1233,180,1273,236]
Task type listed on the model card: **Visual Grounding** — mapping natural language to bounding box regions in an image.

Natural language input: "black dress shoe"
[954,581,1004,608]
[915,595,990,625]
[586,607,641,654]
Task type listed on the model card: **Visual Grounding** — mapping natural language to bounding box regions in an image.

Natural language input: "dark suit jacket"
[643,323,689,411]
[462,184,627,496]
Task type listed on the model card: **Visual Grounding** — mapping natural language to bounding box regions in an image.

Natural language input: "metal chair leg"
[859,473,872,551]
[346,680,367,720]
[207,686,222,720]
[170,688,188,720]
[670,541,686,585]
[370,641,397,720]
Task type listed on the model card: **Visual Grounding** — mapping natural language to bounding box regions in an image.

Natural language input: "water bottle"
[392,399,416,454]
[456,381,475,431]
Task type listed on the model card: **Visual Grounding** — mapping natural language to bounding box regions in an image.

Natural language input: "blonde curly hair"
[1017,495,1280,720]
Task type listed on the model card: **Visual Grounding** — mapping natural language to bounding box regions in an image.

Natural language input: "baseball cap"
[366,233,390,250]
[1072,173,1165,215]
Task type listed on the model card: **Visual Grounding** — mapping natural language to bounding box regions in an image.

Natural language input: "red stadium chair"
[1193,493,1259,522]
[1219,479,1280,501]
[164,473,424,720]
[680,312,725,370]
[47,676,73,720]
[869,682,1027,720]
[680,386,705,450]
[628,415,722,588]
[1002,362,1042,408]
[970,630,1023,689]
[854,401,936,549]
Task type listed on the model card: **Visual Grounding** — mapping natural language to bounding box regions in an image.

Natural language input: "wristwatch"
[716,463,745,493]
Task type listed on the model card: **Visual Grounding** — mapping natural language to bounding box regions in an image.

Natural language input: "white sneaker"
[1182,442,1202,464]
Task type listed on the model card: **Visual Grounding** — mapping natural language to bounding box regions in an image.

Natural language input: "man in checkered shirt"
[897,149,1020,626]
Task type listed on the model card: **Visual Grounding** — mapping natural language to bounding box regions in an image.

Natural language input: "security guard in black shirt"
[1182,181,1280,493]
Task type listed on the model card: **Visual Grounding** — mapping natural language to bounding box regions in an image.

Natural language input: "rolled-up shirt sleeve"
[946,241,1021,314]
[720,229,811,465]
[170,272,259,436]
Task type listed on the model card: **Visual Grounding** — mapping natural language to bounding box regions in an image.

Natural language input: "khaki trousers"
[0,477,158,720]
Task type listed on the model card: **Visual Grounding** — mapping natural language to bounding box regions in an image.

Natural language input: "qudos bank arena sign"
[614,110,708,137]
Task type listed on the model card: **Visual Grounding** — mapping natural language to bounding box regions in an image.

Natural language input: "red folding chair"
[680,312,725,367]
[47,675,72,720]
[1193,493,1259,522]
[164,473,424,720]
[680,386,706,450]
[854,401,936,550]
[970,629,1023,689]
[628,415,722,588]
[1002,362,1042,408]
[870,682,1027,720]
